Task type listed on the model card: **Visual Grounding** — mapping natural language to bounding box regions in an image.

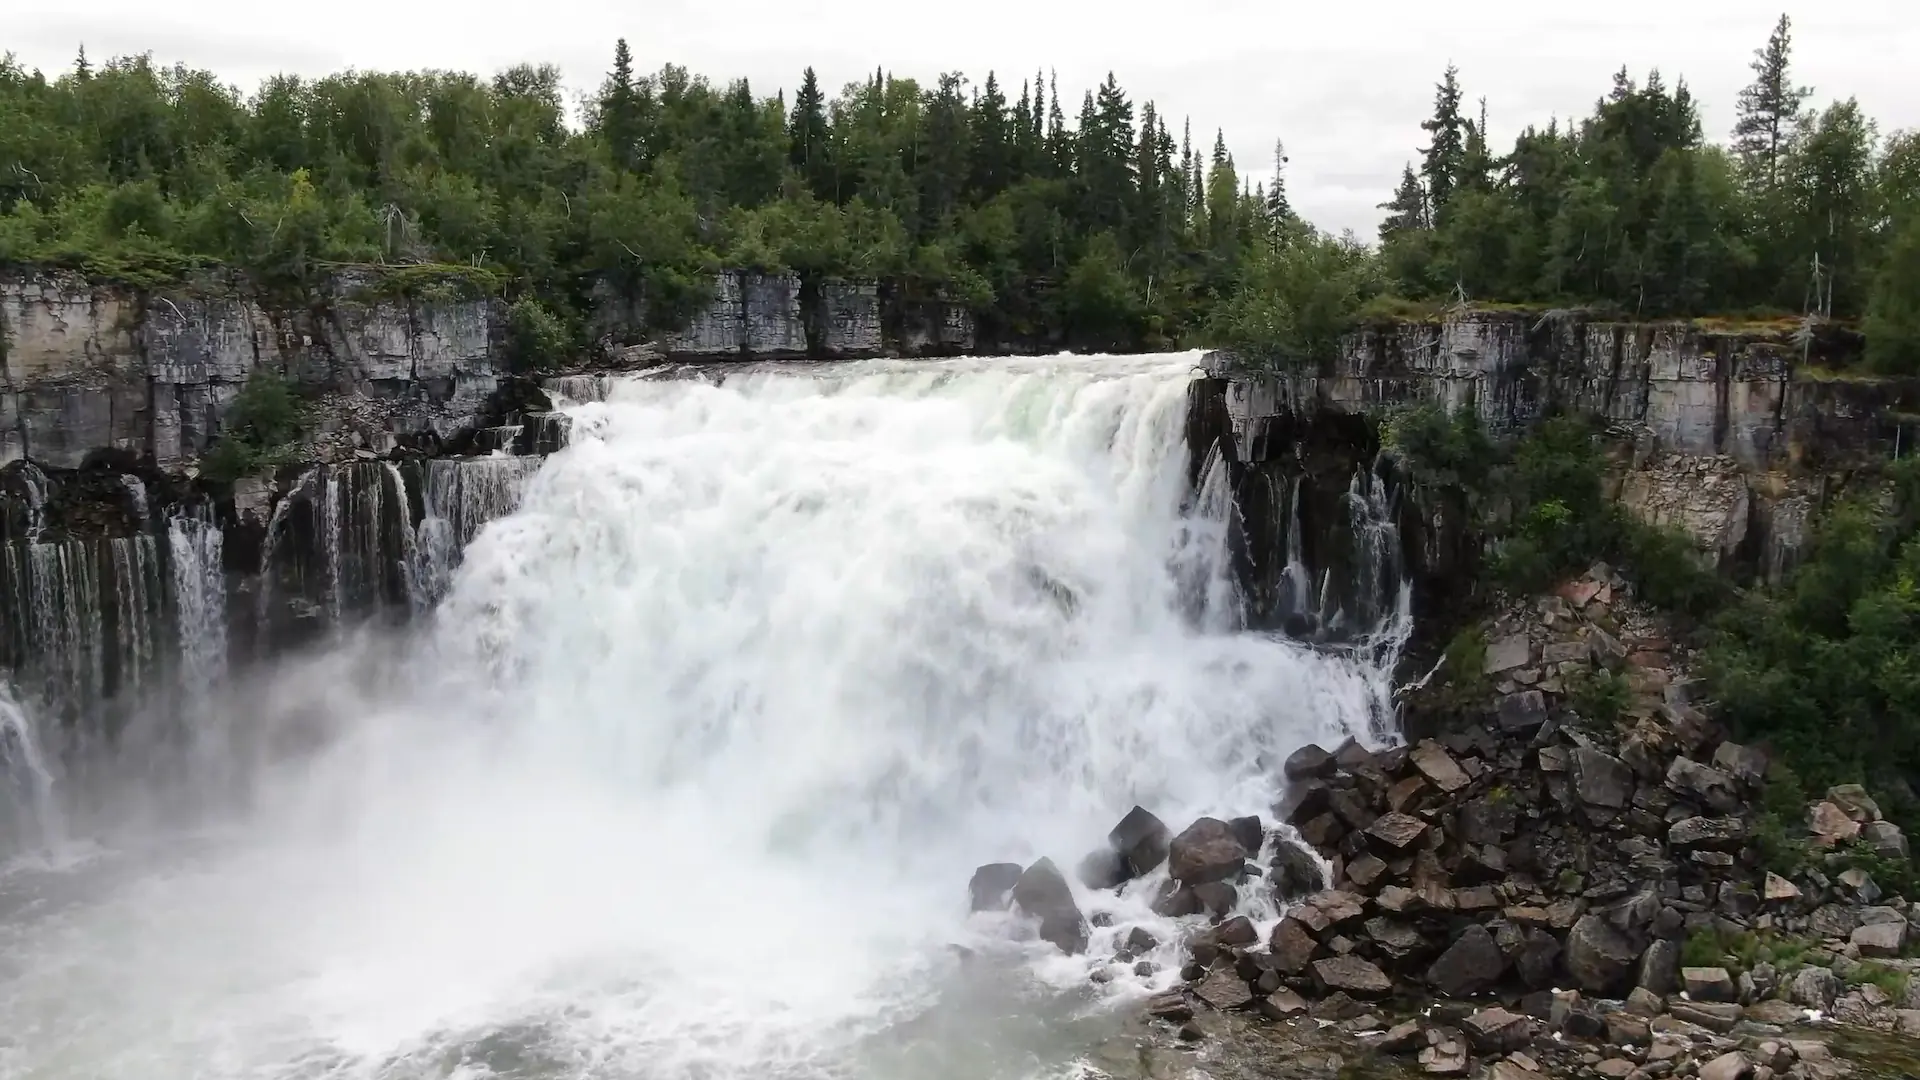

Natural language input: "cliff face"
[2,269,504,469]
[1206,312,1900,585]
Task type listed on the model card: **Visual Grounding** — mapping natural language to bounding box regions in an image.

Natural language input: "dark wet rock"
[1411,740,1470,792]
[1213,915,1259,948]
[1462,1006,1532,1053]
[1277,779,1331,826]
[1227,815,1264,855]
[1012,857,1088,954]
[1566,913,1639,995]
[1513,930,1561,990]
[1076,848,1128,890]
[1312,955,1392,998]
[1683,966,1736,1002]
[1366,811,1428,850]
[1168,817,1248,885]
[1108,805,1172,878]
[1427,924,1508,998]
[1363,917,1426,962]
[1497,690,1549,732]
[968,862,1023,911]
[1125,926,1159,954]
[1194,967,1255,1011]
[1345,854,1388,890]
[1191,881,1238,916]
[1284,743,1337,780]
[1269,917,1321,974]
[1458,796,1518,845]
[1269,838,1326,900]
[1146,990,1194,1023]
[1151,882,1203,918]
[1295,812,1343,849]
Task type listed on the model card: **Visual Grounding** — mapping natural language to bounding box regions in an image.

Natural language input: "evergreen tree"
[787,66,833,201]
[1010,79,1036,178]
[1266,138,1293,243]
[599,39,642,171]
[1733,14,1812,189]
[970,72,1011,199]
[1420,64,1468,215]
[1865,215,1920,374]
[1379,163,1428,238]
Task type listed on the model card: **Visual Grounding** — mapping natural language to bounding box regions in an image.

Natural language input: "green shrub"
[505,297,573,372]
[200,369,305,483]
[1567,668,1632,726]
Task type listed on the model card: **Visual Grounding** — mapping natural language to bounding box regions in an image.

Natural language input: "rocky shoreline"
[972,566,1920,1079]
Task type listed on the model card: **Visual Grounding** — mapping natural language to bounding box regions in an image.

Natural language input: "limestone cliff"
[1203,311,1904,585]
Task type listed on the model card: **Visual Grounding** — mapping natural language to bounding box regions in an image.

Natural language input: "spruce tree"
[1420,64,1468,215]
[787,66,833,200]
[1011,80,1037,180]
[1378,163,1428,239]
[1266,138,1293,242]
[970,72,1010,199]
[1733,13,1812,189]
[598,39,643,172]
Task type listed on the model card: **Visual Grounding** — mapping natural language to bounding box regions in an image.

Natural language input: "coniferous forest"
[2,15,1917,368]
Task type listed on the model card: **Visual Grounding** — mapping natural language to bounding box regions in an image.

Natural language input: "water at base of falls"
[0,353,1406,1080]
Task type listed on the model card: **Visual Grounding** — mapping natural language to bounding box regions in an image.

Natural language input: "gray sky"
[10,1,1919,237]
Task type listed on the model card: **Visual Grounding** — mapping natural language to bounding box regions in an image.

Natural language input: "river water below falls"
[0,353,1405,1080]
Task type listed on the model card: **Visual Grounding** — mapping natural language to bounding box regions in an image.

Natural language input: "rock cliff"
[1202,311,1908,586]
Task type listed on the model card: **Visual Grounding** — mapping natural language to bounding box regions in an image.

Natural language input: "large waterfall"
[0,353,1406,1080]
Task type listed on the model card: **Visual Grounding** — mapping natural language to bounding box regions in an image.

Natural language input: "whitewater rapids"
[0,352,1403,1080]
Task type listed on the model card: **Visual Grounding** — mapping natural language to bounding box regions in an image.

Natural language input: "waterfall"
[120,474,149,522]
[168,512,228,695]
[0,685,61,855]
[108,535,161,697]
[0,354,1411,1080]
[25,540,105,719]
[17,460,49,540]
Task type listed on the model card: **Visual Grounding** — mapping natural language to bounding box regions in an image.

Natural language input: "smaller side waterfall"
[168,513,229,695]
[410,456,543,607]
[0,685,61,855]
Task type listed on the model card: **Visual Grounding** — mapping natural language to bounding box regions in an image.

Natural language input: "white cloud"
[11,1,1919,236]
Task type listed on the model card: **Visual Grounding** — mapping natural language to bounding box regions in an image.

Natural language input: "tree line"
[1,17,1916,366]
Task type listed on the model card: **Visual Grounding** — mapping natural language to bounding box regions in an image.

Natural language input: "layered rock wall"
[1206,312,1901,583]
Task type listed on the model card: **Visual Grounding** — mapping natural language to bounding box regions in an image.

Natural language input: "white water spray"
[0,353,1406,1080]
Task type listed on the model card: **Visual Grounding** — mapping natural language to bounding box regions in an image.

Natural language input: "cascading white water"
[167,514,228,695]
[0,353,1406,1080]
[0,685,62,856]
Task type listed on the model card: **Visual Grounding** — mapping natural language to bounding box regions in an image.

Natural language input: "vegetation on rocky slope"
[3,15,1916,363]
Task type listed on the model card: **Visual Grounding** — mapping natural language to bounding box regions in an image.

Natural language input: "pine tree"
[1459,97,1493,193]
[788,66,833,200]
[1420,64,1468,215]
[1379,163,1428,239]
[1733,14,1812,189]
[1266,138,1293,243]
[1044,72,1071,176]
[598,39,644,172]
[1011,79,1037,179]
[970,72,1011,200]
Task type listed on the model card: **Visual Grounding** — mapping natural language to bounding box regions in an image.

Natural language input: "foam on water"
[0,352,1404,1080]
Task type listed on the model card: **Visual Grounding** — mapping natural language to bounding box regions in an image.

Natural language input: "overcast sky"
[10,2,1919,236]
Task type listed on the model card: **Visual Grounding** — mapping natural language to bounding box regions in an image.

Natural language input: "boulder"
[1699,1052,1754,1080]
[1109,806,1173,878]
[1076,848,1128,890]
[1514,929,1562,990]
[1863,820,1910,860]
[1786,965,1840,1010]
[1458,797,1518,845]
[1283,744,1337,780]
[1419,1039,1469,1076]
[1808,801,1861,845]
[1304,890,1367,928]
[1426,924,1508,998]
[1808,904,1861,940]
[1638,939,1681,996]
[1566,914,1640,995]
[1194,967,1254,1010]
[1151,883,1202,918]
[1606,1011,1651,1047]
[1411,740,1471,793]
[968,862,1024,911]
[1626,987,1666,1017]
[1852,920,1907,958]
[1312,955,1392,998]
[1669,1000,1743,1033]
[1461,1006,1531,1053]
[1227,815,1264,855]
[1485,633,1532,674]
[1190,881,1237,916]
[1497,690,1549,732]
[1345,854,1388,890]
[1669,816,1746,849]
[1763,872,1802,902]
[1489,1063,1547,1080]
[1167,818,1247,885]
[1270,839,1326,900]
[1666,757,1741,813]
[1366,811,1428,850]
[1711,741,1769,785]
[1827,784,1882,822]
[1269,917,1321,974]
[1214,915,1259,947]
[1572,748,1634,808]
[1683,966,1737,1002]
[1363,917,1426,961]
[1012,858,1088,954]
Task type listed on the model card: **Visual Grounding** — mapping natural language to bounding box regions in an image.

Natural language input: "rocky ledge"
[970,568,1920,1079]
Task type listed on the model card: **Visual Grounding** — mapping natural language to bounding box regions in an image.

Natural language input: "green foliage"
[1848,961,1912,1000]
[200,368,304,482]
[1205,229,1379,369]
[1864,215,1920,374]
[505,297,572,372]
[1567,668,1632,725]
[1703,458,1920,838]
